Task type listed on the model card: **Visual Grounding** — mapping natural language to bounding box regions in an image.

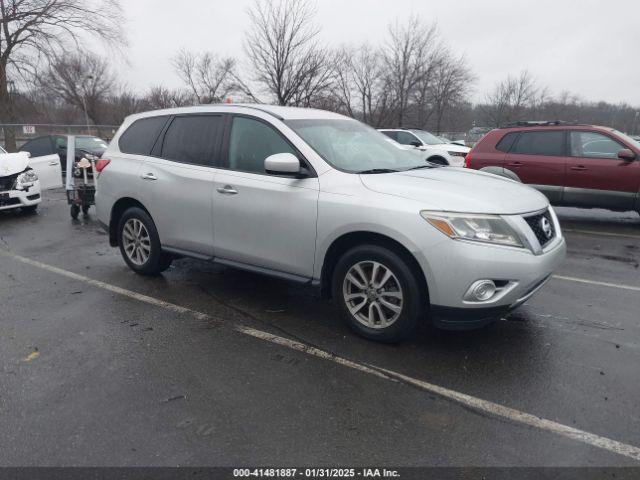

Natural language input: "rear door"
[505,129,567,204]
[141,114,224,256]
[565,130,639,210]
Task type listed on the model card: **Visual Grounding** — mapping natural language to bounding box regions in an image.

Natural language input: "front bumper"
[0,181,42,211]
[416,232,566,330]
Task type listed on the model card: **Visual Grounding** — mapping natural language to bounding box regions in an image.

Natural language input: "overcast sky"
[115,0,640,105]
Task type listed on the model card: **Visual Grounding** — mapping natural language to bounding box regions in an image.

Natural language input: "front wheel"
[117,207,172,275]
[332,244,424,343]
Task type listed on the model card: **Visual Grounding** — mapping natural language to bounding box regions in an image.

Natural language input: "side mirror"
[265,152,301,175]
[409,141,422,148]
[618,149,636,161]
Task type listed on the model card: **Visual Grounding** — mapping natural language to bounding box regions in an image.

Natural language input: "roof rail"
[500,120,587,128]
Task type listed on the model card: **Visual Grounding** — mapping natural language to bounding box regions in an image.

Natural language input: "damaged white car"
[0,151,62,213]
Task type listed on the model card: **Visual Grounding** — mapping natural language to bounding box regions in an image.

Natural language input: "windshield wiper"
[356,168,399,174]
[406,164,437,171]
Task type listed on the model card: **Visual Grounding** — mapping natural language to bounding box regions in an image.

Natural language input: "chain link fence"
[1,124,120,150]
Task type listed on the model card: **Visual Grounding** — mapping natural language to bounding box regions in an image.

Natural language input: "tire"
[22,205,38,214]
[427,156,449,166]
[70,204,80,219]
[332,244,424,343]
[117,207,173,275]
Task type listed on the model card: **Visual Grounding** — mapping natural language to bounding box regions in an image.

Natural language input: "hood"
[436,143,470,153]
[360,167,549,215]
[0,152,30,177]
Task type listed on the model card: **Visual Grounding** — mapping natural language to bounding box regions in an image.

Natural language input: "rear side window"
[21,137,53,157]
[119,116,168,155]
[511,131,565,156]
[161,115,223,166]
[495,132,519,152]
[380,131,398,141]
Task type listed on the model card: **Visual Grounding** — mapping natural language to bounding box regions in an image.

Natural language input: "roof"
[126,103,348,123]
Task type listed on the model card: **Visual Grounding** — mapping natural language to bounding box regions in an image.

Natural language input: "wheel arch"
[426,155,449,166]
[109,197,151,247]
[320,231,429,304]
[480,166,522,182]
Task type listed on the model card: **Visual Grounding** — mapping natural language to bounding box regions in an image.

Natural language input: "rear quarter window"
[119,116,169,155]
[495,132,519,152]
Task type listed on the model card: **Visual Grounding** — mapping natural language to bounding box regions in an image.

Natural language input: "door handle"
[49,161,59,166]
[507,162,523,167]
[570,165,587,171]
[216,185,238,195]
[141,173,157,180]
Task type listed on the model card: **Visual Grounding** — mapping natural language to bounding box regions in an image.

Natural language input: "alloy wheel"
[122,218,151,266]
[342,260,404,329]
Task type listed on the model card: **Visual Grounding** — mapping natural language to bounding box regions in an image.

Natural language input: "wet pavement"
[0,190,639,466]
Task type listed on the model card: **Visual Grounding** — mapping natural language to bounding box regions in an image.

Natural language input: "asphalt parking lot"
[1,189,639,467]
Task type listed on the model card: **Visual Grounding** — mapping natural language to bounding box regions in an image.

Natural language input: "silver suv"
[96,105,566,342]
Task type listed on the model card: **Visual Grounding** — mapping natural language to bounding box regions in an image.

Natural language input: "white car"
[382,136,455,166]
[96,104,565,342]
[379,129,471,166]
[0,151,62,213]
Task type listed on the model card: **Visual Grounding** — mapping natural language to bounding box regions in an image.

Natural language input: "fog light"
[469,280,497,301]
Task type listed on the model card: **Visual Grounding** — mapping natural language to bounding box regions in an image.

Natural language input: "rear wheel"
[332,244,424,343]
[117,207,172,275]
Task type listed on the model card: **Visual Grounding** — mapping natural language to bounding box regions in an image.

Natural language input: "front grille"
[524,209,555,247]
[0,174,17,192]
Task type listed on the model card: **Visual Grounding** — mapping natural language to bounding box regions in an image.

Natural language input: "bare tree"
[430,54,474,133]
[333,44,391,126]
[244,0,333,106]
[0,0,125,150]
[172,49,240,104]
[481,70,540,126]
[38,51,117,125]
[143,85,193,110]
[382,17,439,126]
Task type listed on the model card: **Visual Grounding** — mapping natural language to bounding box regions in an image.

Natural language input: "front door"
[565,130,640,210]
[140,114,224,256]
[212,115,319,279]
[504,129,567,204]
[29,154,63,190]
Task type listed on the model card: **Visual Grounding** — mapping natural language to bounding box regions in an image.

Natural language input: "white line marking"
[2,249,639,462]
[564,228,640,240]
[552,275,640,293]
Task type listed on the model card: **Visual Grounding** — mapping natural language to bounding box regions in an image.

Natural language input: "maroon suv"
[465,122,640,214]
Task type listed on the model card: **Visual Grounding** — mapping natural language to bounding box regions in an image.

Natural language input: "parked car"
[465,121,640,215]
[0,151,62,213]
[466,126,492,146]
[379,129,470,166]
[382,135,455,166]
[96,105,565,342]
[19,134,108,177]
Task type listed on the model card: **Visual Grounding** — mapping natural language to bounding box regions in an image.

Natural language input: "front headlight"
[421,211,523,247]
[15,169,38,190]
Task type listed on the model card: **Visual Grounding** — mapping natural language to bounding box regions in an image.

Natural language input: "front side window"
[511,131,565,156]
[287,119,432,173]
[397,131,421,146]
[161,115,223,166]
[570,131,625,159]
[227,117,296,174]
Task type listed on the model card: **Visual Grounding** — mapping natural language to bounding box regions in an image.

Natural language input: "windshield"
[410,130,445,145]
[76,137,108,151]
[287,119,432,173]
[613,130,640,150]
